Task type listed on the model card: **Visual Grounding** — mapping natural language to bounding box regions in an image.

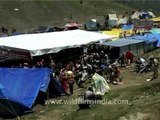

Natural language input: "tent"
[117,17,128,25]
[84,19,100,31]
[131,11,155,19]
[133,19,153,30]
[0,68,51,118]
[151,17,160,22]
[127,34,160,52]
[64,23,82,30]
[127,33,160,43]
[106,14,118,28]
[102,29,122,41]
[140,12,151,19]
[131,11,141,19]
[102,27,133,41]
[121,24,134,30]
[0,30,114,56]
[107,14,118,21]
[150,17,160,28]
[150,28,160,34]
[147,11,156,18]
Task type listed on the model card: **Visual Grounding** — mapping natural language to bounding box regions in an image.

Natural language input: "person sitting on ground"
[112,66,122,85]
[84,87,95,100]
[135,57,147,73]
[78,69,88,88]
[78,87,95,109]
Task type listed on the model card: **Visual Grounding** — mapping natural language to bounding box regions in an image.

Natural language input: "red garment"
[60,68,68,92]
[126,51,135,62]
[61,80,68,92]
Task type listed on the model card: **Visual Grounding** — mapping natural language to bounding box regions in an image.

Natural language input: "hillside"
[0,0,160,33]
[19,48,160,120]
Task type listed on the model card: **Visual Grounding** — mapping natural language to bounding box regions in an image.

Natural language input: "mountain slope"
[0,1,159,32]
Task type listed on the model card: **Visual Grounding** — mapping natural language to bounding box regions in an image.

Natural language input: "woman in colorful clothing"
[60,68,69,94]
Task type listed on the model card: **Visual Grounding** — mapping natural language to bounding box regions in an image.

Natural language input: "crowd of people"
[5,45,159,96]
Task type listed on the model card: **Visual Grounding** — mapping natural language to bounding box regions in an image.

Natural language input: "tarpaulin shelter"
[151,17,160,22]
[147,11,156,18]
[64,22,82,30]
[84,19,100,31]
[0,30,114,57]
[102,28,133,41]
[121,24,134,37]
[150,28,160,34]
[133,19,153,30]
[127,33,160,52]
[131,11,155,20]
[121,24,134,30]
[97,38,145,58]
[117,17,128,25]
[127,33,160,44]
[131,11,141,19]
[107,14,118,21]
[0,68,51,118]
[150,17,160,28]
[102,29,122,41]
[105,14,118,29]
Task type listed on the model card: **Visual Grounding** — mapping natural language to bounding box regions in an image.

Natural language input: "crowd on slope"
[6,45,159,97]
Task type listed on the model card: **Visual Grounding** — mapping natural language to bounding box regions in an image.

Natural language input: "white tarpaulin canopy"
[0,30,114,56]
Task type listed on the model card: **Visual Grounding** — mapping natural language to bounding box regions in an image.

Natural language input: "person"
[84,87,95,100]
[49,55,56,70]
[147,58,159,82]
[112,66,122,84]
[152,58,159,80]
[23,63,29,68]
[78,87,95,109]
[78,69,88,88]
[60,68,68,94]
[119,54,126,67]
[125,51,135,64]
[67,71,75,94]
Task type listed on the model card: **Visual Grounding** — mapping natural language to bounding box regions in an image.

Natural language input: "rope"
[0,102,16,116]
[0,74,20,119]
[0,102,20,120]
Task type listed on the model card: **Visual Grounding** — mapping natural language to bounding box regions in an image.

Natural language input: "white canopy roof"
[0,30,114,56]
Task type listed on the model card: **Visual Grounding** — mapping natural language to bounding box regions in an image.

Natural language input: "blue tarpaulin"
[0,68,51,110]
[121,24,134,30]
[127,33,160,45]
